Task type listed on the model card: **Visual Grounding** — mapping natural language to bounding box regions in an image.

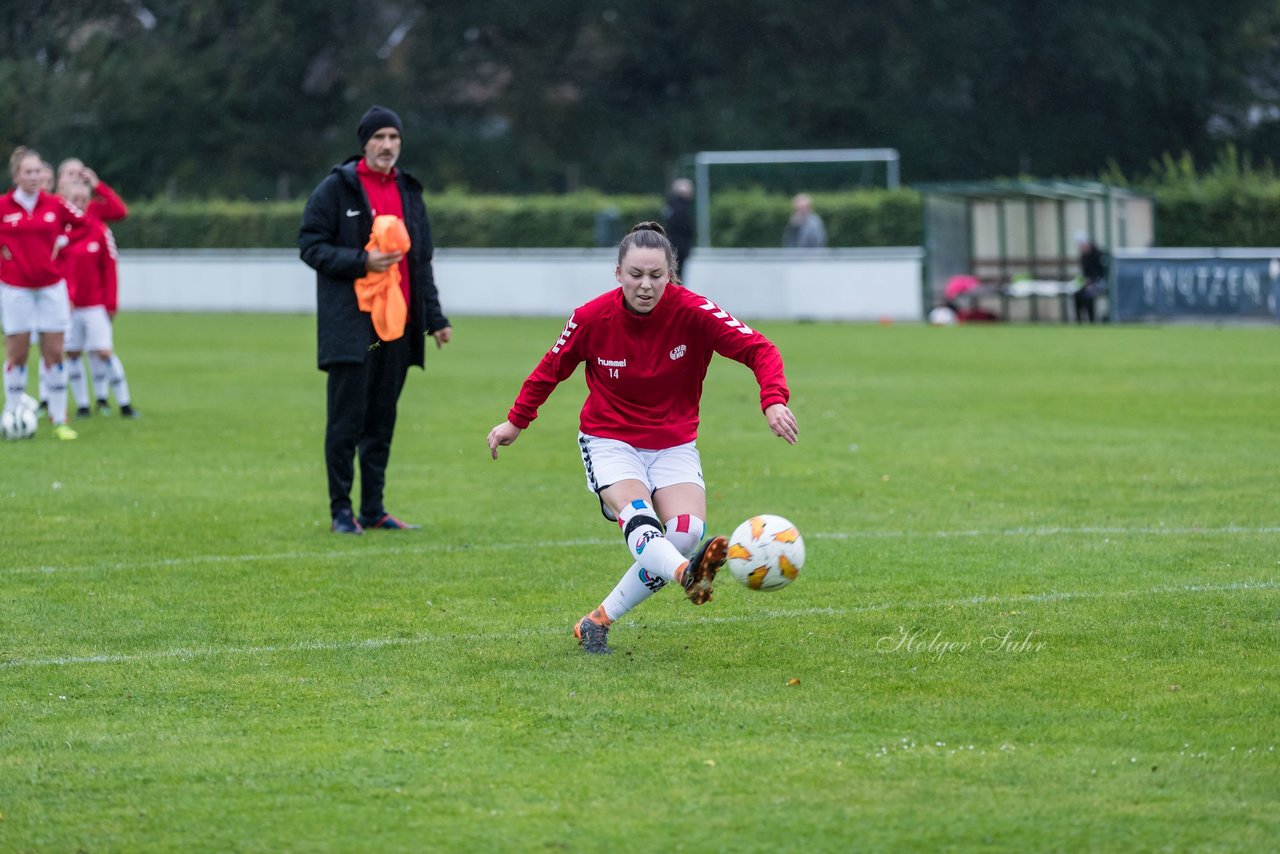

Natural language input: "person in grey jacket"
[782,193,828,248]
[299,105,452,534]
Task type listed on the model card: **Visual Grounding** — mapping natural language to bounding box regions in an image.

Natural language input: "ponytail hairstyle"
[617,221,680,284]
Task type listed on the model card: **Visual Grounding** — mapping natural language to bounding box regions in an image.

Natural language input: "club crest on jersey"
[669,344,687,360]
[43,212,57,223]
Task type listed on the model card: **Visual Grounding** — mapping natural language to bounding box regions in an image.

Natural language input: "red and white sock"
[67,357,90,409]
[43,359,68,425]
[616,499,687,583]
[3,361,26,412]
[600,515,706,620]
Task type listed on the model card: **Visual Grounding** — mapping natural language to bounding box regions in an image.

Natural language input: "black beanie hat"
[357,106,403,148]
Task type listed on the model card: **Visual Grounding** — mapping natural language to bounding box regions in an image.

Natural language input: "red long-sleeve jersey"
[507,284,790,449]
[64,217,119,314]
[0,190,86,288]
[88,181,128,223]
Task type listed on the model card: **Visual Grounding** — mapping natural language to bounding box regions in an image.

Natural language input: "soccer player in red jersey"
[1,147,87,439]
[57,159,128,224]
[59,181,139,419]
[487,222,799,654]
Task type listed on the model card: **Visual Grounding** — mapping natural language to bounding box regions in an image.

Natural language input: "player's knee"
[622,512,664,542]
[664,515,706,558]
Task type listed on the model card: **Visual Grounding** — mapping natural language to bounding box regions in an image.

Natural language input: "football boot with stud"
[678,535,727,605]
[574,610,612,655]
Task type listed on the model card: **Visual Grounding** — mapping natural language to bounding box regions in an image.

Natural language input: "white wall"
[117,247,924,321]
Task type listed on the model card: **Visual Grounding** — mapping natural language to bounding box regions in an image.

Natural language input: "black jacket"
[661,192,695,260]
[299,156,449,370]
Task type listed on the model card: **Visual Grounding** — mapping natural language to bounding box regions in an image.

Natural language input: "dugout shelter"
[921,180,1155,321]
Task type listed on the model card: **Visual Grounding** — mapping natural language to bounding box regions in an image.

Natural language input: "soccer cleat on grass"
[358,512,421,530]
[96,400,113,416]
[75,406,91,419]
[677,535,728,605]
[52,423,78,441]
[119,404,141,419]
[574,610,612,655]
[331,509,363,535]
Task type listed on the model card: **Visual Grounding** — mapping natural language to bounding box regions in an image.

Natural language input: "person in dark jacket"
[661,178,695,277]
[299,105,452,534]
[1073,231,1107,323]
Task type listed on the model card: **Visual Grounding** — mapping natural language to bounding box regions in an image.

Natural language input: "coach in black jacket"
[299,105,452,534]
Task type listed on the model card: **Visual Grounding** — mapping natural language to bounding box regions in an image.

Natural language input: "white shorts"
[1,281,71,336]
[578,432,704,521]
[65,306,114,352]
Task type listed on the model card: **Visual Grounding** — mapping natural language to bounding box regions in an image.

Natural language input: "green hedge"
[110,189,925,249]
[107,182,1280,250]
[1153,183,1280,246]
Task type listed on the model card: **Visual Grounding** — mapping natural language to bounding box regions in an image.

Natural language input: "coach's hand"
[765,403,798,445]
[365,249,403,272]
[487,420,523,460]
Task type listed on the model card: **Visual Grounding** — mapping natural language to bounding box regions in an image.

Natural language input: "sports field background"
[2,313,1277,851]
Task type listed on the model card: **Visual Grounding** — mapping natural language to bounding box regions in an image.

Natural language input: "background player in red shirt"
[59,181,139,419]
[1,146,85,439]
[57,158,129,223]
[487,222,799,654]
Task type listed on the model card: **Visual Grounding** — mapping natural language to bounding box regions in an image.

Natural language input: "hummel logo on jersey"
[669,345,687,360]
[345,209,360,217]
[698,299,753,334]
[551,315,579,353]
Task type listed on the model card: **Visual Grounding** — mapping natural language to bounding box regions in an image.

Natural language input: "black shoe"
[331,509,363,535]
[75,406,91,419]
[96,400,113,417]
[37,400,48,415]
[119,404,141,419]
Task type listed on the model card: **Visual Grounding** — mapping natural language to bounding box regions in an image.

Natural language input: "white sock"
[90,354,111,403]
[4,362,26,411]
[44,359,68,425]
[67,358,90,408]
[601,515,705,620]
[109,354,132,406]
[615,499,688,583]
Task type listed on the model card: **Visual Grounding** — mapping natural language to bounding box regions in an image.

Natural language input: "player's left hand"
[432,326,453,349]
[765,403,798,445]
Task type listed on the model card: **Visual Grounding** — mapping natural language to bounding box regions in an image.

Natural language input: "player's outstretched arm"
[487,420,523,459]
[765,403,798,445]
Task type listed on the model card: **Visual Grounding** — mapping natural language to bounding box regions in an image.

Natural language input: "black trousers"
[1074,285,1098,323]
[324,336,411,519]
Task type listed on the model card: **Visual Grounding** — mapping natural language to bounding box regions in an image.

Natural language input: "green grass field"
[2,313,1277,852]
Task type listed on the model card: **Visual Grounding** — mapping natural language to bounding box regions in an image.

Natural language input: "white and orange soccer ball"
[726,514,805,591]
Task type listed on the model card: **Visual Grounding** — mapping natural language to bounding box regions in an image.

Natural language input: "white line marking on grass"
[4,526,1276,577]
[813,525,1280,540]
[3,580,1275,671]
